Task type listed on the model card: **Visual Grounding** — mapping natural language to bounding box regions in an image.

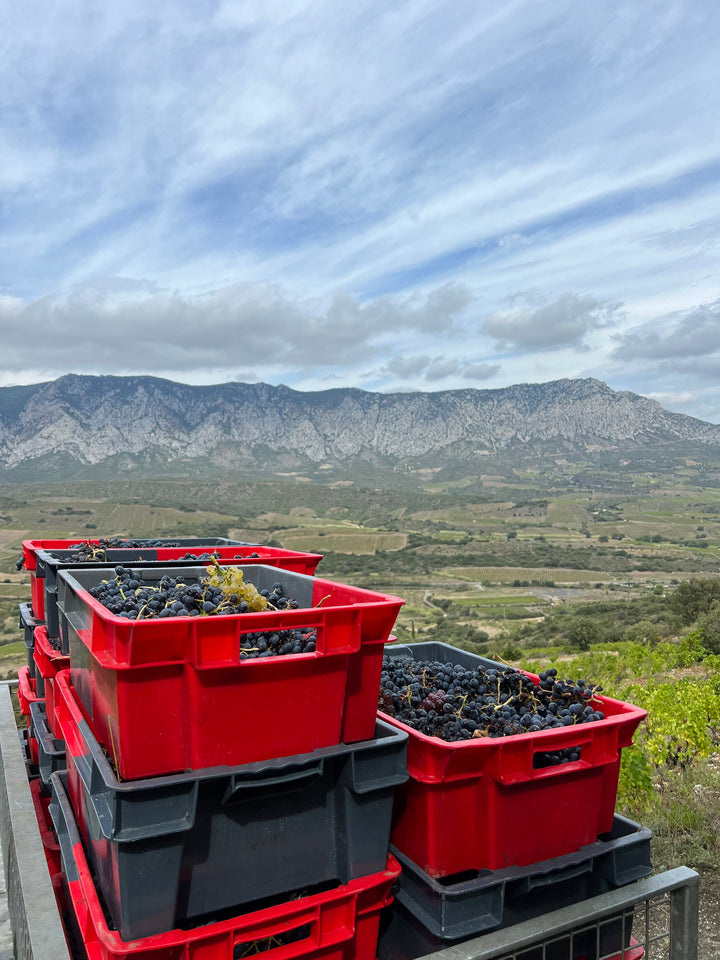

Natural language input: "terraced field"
[279,531,407,554]
[443,565,609,582]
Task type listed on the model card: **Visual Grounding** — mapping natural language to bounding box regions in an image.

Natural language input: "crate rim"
[58,562,405,628]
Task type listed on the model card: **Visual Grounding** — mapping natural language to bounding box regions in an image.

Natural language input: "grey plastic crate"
[378,815,650,960]
[385,640,505,671]
[28,702,65,796]
[59,704,407,940]
[56,561,317,657]
[18,603,43,679]
[392,814,649,934]
[379,901,636,960]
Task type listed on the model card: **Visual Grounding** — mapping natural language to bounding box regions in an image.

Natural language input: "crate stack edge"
[22,544,407,958]
[376,641,652,960]
[11,536,659,960]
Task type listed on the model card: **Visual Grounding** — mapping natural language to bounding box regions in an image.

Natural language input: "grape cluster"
[205,562,273,611]
[88,565,292,619]
[240,628,316,658]
[177,551,261,560]
[378,656,605,763]
[63,538,183,562]
[86,565,317,658]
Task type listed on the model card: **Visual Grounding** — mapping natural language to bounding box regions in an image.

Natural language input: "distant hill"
[0,374,718,483]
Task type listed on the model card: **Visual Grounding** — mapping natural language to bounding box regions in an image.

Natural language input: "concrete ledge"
[0,685,71,960]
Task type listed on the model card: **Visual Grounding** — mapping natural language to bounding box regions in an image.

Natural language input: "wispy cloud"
[611,298,720,360]
[1,1,719,419]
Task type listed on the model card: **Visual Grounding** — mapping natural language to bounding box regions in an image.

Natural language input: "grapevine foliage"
[520,632,720,805]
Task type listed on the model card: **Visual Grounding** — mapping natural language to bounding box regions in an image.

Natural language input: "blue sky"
[2,1,720,422]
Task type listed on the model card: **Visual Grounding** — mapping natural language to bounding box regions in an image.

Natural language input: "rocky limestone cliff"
[0,374,717,478]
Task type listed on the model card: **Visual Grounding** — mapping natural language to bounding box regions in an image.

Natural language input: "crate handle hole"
[533,745,583,769]
[233,922,312,958]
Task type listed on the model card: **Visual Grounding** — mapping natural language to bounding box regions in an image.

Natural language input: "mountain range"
[0,374,718,483]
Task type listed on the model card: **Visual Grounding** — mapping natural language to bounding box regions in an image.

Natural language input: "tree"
[566,616,600,650]
[671,578,720,625]
[697,603,720,654]
[622,620,660,644]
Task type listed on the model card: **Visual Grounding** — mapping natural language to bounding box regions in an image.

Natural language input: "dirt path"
[422,591,447,616]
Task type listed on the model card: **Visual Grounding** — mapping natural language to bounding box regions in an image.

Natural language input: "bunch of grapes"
[86,565,316,658]
[177,551,261,560]
[240,628,316,658]
[63,538,183,562]
[204,561,271,612]
[379,656,605,764]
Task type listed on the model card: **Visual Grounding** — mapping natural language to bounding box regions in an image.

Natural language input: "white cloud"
[0,279,474,375]
[461,362,501,381]
[611,298,720,360]
[375,353,500,385]
[482,293,624,352]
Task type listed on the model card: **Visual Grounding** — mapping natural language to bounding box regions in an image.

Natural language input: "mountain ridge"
[0,374,718,482]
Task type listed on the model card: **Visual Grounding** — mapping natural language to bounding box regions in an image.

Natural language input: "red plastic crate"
[383,677,646,876]
[57,565,403,778]
[22,536,251,571]
[17,665,43,719]
[577,943,643,960]
[27,541,322,623]
[50,768,400,960]
[28,729,39,767]
[54,668,407,939]
[32,626,70,738]
[29,777,62,878]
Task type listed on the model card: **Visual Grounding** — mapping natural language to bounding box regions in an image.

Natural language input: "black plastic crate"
[59,703,408,940]
[17,728,39,781]
[29,700,66,795]
[379,903,636,960]
[19,601,43,677]
[377,815,651,960]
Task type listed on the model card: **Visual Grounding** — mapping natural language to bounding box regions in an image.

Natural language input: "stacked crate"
[20,537,326,787]
[15,536,408,960]
[376,642,651,960]
[13,536,653,960]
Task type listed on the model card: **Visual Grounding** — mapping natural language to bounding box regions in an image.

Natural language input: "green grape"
[205,562,268,612]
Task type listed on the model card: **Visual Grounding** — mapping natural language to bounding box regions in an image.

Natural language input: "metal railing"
[419,866,699,960]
